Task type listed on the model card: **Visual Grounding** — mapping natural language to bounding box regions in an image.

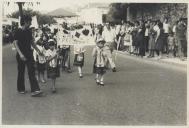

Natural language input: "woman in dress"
[131,21,140,55]
[155,22,164,59]
[148,21,156,58]
[137,20,146,57]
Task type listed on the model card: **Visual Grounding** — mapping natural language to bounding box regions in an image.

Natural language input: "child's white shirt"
[92,46,106,67]
[45,49,57,68]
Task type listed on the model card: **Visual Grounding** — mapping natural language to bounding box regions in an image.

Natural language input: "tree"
[9,9,57,25]
[38,15,57,25]
[4,2,40,17]
[106,3,128,23]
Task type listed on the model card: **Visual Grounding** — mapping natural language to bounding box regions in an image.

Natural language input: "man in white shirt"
[102,23,117,72]
[163,18,170,54]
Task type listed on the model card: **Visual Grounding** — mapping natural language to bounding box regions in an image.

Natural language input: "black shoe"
[31,90,43,97]
[112,67,116,72]
[67,69,72,73]
[52,88,57,93]
[79,74,83,78]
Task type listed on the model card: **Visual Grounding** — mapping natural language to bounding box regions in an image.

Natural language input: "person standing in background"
[144,20,150,53]
[155,22,164,59]
[137,20,145,57]
[148,21,156,58]
[102,23,117,72]
[163,18,170,54]
[175,18,187,60]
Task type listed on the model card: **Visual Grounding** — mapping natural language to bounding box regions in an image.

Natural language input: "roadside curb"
[116,51,187,68]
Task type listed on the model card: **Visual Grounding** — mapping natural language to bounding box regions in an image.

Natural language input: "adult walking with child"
[13,15,43,97]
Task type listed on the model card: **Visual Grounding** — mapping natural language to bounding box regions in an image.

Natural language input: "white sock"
[78,67,82,75]
[100,75,104,82]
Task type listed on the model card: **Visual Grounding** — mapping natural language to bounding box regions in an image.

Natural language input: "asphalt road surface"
[2,44,187,125]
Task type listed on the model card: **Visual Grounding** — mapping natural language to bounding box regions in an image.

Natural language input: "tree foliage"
[9,9,57,25]
[106,3,128,23]
[106,3,187,26]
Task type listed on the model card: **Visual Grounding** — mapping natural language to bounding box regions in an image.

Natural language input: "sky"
[2,0,188,16]
[2,0,92,16]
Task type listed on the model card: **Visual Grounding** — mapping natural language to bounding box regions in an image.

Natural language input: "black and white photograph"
[1,0,188,126]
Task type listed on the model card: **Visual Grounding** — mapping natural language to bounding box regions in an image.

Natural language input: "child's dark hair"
[97,38,106,44]
[158,22,163,28]
[20,15,32,26]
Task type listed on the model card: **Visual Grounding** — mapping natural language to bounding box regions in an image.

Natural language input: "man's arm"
[13,40,26,61]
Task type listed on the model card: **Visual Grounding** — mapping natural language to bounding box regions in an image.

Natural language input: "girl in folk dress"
[92,38,107,86]
[93,25,103,74]
[73,28,90,78]
[73,29,87,78]
[73,44,85,78]
[34,37,46,83]
[45,39,60,93]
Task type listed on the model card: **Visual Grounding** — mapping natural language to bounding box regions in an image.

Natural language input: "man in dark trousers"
[13,15,44,97]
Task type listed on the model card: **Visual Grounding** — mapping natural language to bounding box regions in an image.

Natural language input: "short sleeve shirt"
[14,28,33,58]
[163,23,170,33]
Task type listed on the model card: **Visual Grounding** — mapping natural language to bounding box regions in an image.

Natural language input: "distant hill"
[47,8,77,17]
[40,10,48,14]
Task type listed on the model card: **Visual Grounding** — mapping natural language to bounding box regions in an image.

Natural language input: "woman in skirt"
[148,21,156,58]
[73,44,85,78]
[45,39,60,93]
[155,22,164,59]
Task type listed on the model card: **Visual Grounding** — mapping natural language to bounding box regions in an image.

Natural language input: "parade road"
[2,44,187,125]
